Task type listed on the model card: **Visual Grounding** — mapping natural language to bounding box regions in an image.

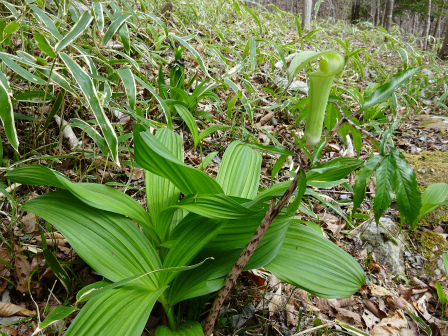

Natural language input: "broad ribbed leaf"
[60,52,119,164]
[363,67,420,109]
[216,141,261,199]
[143,126,183,242]
[102,13,132,46]
[306,157,363,182]
[353,155,383,212]
[373,154,396,223]
[6,165,154,237]
[266,223,365,298]
[134,129,223,195]
[390,148,421,229]
[65,286,166,336]
[117,66,136,110]
[419,183,448,219]
[55,11,93,53]
[22,191,161,287]
[156,321,204,336]
[0,80,18,152]
[167,211,291,305]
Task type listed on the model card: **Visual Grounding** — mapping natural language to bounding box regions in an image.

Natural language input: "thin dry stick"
[203,170,302,336]
[329,102,380,143]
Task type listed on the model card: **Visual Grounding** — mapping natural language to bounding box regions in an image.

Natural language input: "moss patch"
[414,231,448,276]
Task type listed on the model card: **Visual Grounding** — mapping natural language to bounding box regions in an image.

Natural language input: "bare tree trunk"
[439,23,448,59]
[375,0,381,26]
[351,0,361,24]
[302,0,312,31]
[423,0,432,49]
[384,0,394,32]
[434,13,442,39]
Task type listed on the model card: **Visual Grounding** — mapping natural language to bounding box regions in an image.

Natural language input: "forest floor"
[1,0,448,335]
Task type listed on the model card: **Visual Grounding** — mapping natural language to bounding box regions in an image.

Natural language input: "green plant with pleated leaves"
[6,125,366,336]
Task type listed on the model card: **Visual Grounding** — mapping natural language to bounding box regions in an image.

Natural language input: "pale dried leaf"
[362,308,381,331]
[0,302,35,317]
[371,311,407,336]
[370,283,393,297]
[14,244,31,294]
[285,303,298,327]
[269,283,282,316]
[335,307,362,327]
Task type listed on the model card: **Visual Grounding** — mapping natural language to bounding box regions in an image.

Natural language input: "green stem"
[159,295,176,330]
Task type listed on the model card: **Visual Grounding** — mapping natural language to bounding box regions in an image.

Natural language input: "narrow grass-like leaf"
[353,155,383,212]
[373,155,396,223]
[102,13,132,46]
[118,22,130,53]
[92,2,104,31]
[43,248,71,292]
[390,148,421,229]
[173,104,199,149]
[33,306,77,335]
[42,90,65,131]
[0,53,46,84]
[135,76,172,128]
[0,80,18,152]
[117,67,136,109]
[34,33,56,58]
[363,67,420,109]
[266,223,365,298]
[29,4,63,40]
[172,34,209,76]
[55,11,93,53]
[198,125,231,142]
[60,52,119,164]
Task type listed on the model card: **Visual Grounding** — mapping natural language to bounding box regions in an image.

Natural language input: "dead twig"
[203,169,302,336]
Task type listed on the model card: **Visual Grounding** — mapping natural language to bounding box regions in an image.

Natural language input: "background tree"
[302,0,312,30]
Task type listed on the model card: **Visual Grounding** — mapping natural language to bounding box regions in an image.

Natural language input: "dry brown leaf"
[363,298,388,319]
[371,311,407,336]
[14,244,31,294]
[260,112,274,126]
[362,308,381,331]
[268,283,282,316]
[285,303,298,327]
[0,302,35,317]
[315,297,340,315]
[21,213,36,234]
[335,307,362,327]
[0,248,11,296]
[397,285,412,301]
[0,327,18,336]
[337,296,357,307]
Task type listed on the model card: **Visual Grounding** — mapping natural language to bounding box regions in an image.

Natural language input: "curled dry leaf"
[0,326,18,336]
[0,302,35,317]
[371,311,407,336]
[335,307,362,327]
[363,298,388,319]
[14,244,31,294]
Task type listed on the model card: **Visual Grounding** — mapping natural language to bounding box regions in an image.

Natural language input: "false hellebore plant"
[7,125,365,335]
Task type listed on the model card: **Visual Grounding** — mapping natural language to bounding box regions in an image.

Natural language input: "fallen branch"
[203,169,302,336]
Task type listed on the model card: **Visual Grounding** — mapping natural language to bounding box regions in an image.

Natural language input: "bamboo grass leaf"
[92,2,104,31]
[102,13,132,46]
[59,52,119,164]
[29,4,63,40]
[0,53,46,84]
[0,80,18,152]
[117,66,136,110]
[55,11,93,53]
[172,34,209,76]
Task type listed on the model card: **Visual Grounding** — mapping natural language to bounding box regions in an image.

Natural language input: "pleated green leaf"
[102,13,132,46]
[134,128,223,195]
[6,165,155,240]
[65,285,166,336]
[55,11,93,53]
[266,223,365,298]
[60,52,119,164]
[117,66,136,110]
[216,141,261,199]
[0,80,18,152]
[142,126,183,242]
[22,190,161,287]
[155,321,204,336]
